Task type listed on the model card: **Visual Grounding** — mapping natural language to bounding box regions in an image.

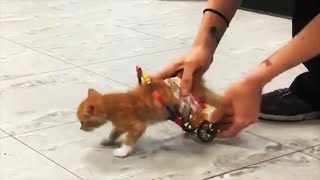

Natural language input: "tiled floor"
[0,0,319,180]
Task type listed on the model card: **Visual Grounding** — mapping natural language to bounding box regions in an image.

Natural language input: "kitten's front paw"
[113,145,132,158]
[100,139,115,147]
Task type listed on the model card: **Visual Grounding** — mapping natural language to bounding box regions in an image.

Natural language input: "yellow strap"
[142,71,151,85]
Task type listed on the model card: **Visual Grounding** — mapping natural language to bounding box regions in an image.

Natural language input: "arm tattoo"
[261,58,271,66]
[209,26,221,45]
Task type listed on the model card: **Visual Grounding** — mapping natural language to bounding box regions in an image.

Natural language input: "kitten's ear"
[86,104,95,115]
[88,88,99,97]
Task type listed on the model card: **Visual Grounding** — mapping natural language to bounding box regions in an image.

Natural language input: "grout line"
[0,129,10,139]
[0,121,78,139]
[202,143,320,180]
[77,46,187,67]
[1,108,79,137]
[0,66,78,82]
[298,144,320,161]
[246,131,320,161]
[115,24,188,45]
[245,130,298,150]
[301,151,320,161]
[11,135,84,180]
[0,136,10,140]
[113,11,191,26]
[0,37,77,66]
[0,127,84,180]
[202,132,320,180]
[78,66,129,87]
[13,121,78,137]
[202,152,294,180]
[0,36,186,84]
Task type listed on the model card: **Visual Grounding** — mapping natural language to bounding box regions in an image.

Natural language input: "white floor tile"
[0,68,127,136]
[0,137,80,180]
[0,39,73,81]
[248,120,320,150]
[1,16,185,66]
[16,122,292,180]
[210,152,320,180]
[0,130,8,138]
[302,145,320,159]
[84,48,187,87]
[1,0,314,179]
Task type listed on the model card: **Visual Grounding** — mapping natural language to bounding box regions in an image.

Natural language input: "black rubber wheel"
[180,104,196,133]
[197,121,217,142]
[181,121,197,133]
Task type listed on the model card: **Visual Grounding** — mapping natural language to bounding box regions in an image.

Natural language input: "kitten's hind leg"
[113,122,146,158]
[203,88,221,108]
[194,80,221,108]
[100,128,123,146]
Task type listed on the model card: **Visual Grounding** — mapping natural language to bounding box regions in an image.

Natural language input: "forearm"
[192,0,242,53]
[251,13,320,86]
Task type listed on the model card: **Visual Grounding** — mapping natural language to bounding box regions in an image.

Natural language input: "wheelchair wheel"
[181,121,196,133]
[180,105,196,133]
[197,121,217,142]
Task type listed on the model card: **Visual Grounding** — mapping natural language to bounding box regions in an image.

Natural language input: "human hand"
[209,75,264,138]
[153,46,213,95]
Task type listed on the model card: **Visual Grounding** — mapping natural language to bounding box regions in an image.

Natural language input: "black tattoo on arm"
[209,26,221,45]
[261,58,271,66]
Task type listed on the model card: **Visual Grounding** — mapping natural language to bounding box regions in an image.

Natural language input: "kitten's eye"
[86,104,95,115]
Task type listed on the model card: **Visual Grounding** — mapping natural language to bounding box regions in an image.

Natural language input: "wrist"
[241,73,266,94]
[191,41,215,57]
[245,60,276,88]
[189,45,214,64]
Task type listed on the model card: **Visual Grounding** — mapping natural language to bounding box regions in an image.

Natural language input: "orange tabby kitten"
[77,77,220,158]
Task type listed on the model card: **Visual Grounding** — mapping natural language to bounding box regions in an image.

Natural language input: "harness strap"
[152,87,180,121]
[193,95,206,109]
[136,66,181,124]
[136,66,142,85]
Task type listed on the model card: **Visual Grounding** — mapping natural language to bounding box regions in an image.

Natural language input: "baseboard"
[240,0,293,18]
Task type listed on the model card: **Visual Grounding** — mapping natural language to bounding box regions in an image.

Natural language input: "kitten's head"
[77,88,108,132]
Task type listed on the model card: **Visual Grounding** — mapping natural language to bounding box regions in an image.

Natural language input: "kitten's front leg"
[113,123,146,158]
[100,128,123,146]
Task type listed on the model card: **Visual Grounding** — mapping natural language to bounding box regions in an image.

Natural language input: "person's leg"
[259,0,320,121]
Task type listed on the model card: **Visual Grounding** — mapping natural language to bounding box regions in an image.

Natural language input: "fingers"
[210,106,242,138]
[175,69,183,79]
[212,117,233,131]
[209,98,231,123]
[209,105,226,124]
[210,98,248,138]
[180,64,195,96]
[216,117,254,138]
[216,122,242,138]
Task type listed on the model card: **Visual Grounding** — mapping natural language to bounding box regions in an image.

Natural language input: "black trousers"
[289,0,320,109]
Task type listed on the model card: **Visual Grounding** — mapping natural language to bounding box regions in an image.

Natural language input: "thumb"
[152,58,183,80]
[209,105,226,123]
[180,65,195,96]
[216,123,241,138]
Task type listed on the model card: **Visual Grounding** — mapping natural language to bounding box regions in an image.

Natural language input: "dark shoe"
[259,88,320,121]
